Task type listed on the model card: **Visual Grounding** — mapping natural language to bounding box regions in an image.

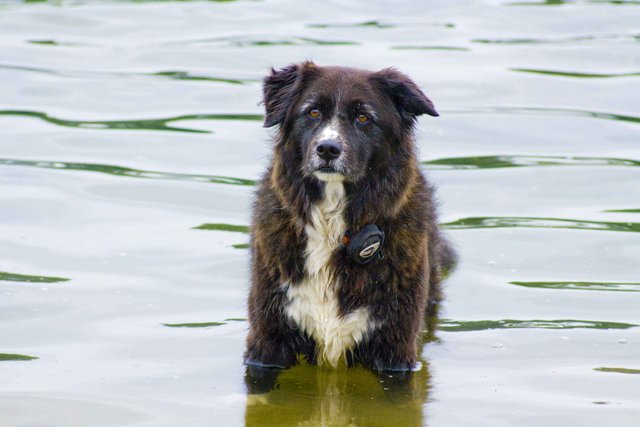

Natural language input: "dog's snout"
[316,140,342,161]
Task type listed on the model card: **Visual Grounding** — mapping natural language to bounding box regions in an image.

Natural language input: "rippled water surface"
[1,1,639,426]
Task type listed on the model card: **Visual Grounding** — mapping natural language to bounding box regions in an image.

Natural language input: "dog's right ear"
[263,61,316,128]
[370,68,439,121]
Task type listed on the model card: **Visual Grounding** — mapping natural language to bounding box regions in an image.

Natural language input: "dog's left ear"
[263,61,316,128]
[371,68,439,119]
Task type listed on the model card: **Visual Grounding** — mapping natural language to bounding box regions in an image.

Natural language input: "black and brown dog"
[245,61,455,374]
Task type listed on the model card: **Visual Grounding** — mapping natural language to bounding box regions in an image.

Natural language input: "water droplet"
[618,339,628,344]
[488,260,497,265]
[492,343,504,348]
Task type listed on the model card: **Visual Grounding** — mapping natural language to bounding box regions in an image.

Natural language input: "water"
[1,0,639,425]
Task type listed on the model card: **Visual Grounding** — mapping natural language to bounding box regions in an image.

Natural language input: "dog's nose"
[316,140,342,161]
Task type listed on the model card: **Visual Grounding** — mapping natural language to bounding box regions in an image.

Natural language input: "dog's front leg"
[354,328,419,372]
[244,363,284,394]
[244,334,297,369]
[351,293,426,372]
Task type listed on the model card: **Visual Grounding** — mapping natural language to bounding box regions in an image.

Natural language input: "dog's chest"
[284,181,373,367]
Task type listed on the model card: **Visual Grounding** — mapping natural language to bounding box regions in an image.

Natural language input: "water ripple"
[0,271,70,283]
[163,318,245,328]
[0,353,39,362]
[507,0,640,6]
[439,319,638,331]
[194,217,640,235]
[604,208,640,213]
[192,223,250,232]
[511,68,640,78]
[164,36,358,47]
[3,107,635,132]
[307,20,396,29]
[391,45,470,51]
[0,110,262,133]
[442,217,640,233]
[452,106,640,124]
[164,322,225,328]
[0,158,256,186]
[510,281,640,292]
[0,64,258,85]
[423,154,640,170]
[472,32,638,44]
[594,367,640,374]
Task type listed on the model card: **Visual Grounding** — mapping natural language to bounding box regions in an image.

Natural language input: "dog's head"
[262,61,438,183]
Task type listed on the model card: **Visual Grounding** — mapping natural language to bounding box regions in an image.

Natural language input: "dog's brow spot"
[318,119,342,141]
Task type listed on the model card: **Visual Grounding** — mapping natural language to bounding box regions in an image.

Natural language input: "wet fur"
[245,61,455,372]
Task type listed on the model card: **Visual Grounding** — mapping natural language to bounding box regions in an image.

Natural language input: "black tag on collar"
[345,224,385,265]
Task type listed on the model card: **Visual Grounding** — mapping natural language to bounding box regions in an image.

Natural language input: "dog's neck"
[305,180,347,277]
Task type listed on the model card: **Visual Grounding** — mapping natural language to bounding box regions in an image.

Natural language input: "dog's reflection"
[244,361,430,427]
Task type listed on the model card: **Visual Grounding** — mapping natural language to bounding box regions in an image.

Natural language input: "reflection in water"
[442,216,640,233]
[244,363,430,427]
[243,313,440,425]
[423,154,640,170]
[0,158,256,187]
[439,319,638,331]
[511,68,640,78]
[0,110,262,133]
[510,281,640,292]
[594,367,640,374]
[0,271,70,283]
[0,353,38,361]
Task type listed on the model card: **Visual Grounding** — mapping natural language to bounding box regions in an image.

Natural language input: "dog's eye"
[308,109,321,119]
[356,114,369,124]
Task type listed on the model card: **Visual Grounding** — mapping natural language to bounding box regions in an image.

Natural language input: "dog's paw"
[244,363,284,394]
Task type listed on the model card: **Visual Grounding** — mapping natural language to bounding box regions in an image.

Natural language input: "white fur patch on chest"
[284,180,374,367]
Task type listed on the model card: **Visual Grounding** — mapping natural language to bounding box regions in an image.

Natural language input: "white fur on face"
[314,171,345,182]
[318,118,342,142]
[309,117,347,176]
[284,181,375,367]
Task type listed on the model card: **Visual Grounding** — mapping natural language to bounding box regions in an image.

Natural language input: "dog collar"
[342,224,385,265]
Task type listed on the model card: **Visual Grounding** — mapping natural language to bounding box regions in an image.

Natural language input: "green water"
[1,0,639,426]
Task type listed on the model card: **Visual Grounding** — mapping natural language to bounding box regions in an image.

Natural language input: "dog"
[244,61,455,373]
